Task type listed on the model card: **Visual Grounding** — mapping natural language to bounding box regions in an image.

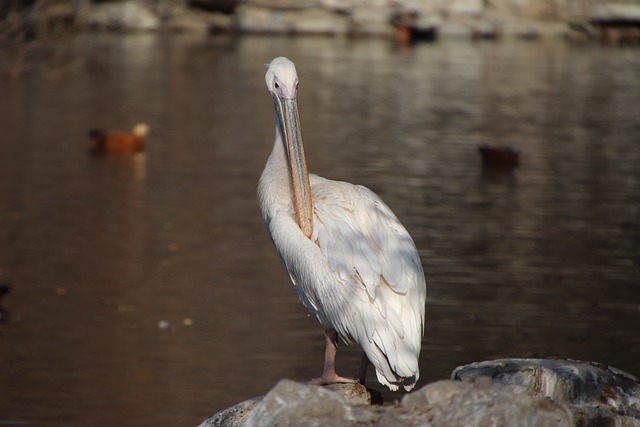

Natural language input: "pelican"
[258,57,426,392]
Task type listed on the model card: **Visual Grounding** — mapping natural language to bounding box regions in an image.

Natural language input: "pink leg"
[310,329,359,385]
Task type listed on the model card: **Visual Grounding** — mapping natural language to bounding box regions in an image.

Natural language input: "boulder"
[163,3,233,33]
[197,380,378,427]
[453,358,640,426]
[590,3,640,24]
[197,358,640,426]
[79,1,160,31]
[198,377,573,426]
[384,379,573,426]
[235,3,349,35]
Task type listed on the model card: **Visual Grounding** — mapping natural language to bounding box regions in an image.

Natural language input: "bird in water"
[88,123,149,155]
[478,144,520,171]
[258,57,426,392]
[0,284,11,323]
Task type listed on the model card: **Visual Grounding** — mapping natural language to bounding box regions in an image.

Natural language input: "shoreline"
[4,0,640,45]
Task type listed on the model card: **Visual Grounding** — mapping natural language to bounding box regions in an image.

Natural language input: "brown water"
[0,33,639,426]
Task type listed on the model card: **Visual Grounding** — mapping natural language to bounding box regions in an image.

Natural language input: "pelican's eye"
[274,82,280,89]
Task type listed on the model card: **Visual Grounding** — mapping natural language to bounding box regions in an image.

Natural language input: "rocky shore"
[197,358,640,427]
[5,0,640,43]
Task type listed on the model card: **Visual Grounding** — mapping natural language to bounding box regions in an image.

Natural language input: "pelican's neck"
[258,125,295,219]
[267,125,292,187]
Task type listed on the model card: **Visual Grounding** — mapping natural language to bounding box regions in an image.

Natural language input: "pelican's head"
[265,57,299,100]
[265,57,313,238]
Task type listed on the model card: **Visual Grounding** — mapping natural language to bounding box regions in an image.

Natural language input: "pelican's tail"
[377,372,418,392]
[363,337,421,392]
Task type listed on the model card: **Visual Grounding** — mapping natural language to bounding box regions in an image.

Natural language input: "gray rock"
[453,358,640,426]
[197,381,382,427]
[485,0,566,21]
[197,359,640,426]
[163,3,233,33]
[590,4,640,23]
[323,383,379,405]
[79,1,160,31]
[243,379,377,426]
[198,396,264,427]
[449,0,484,16]
[59,0,640,37]
[235,4,349,35]
[393,379,573,427]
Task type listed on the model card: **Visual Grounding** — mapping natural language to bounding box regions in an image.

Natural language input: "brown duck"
[479,144,520,170]
[89,123,149,155]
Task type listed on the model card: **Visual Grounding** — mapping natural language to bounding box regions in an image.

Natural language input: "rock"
[9,0,640,38]
[385,379,573,426]
[588,3,640,45]
[243,379,377,426]
[244,0,319,8]
[187,0,237,15]
[590,4,640,24]
[32,2,77,35]
[439,21,476,38]
[450,0,484,16]
[233,0,577,37]
[164,3,234,34]
[453,358,640,426]
[197,381,379,427]
[347,2,396,36]
[198,396,263,427]
[235,3,349,35]
[198,359,640,426]
[79,1,160,31]
[205,377,573,427]
[323,383,382,405]
[484,0,565,21]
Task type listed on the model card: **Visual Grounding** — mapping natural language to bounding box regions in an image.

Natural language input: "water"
[0,33,639,426]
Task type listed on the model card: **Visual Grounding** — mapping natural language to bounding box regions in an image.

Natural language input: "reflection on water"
[0,33,639,426]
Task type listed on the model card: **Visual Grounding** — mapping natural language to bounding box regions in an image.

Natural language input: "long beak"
[274,94,313,238]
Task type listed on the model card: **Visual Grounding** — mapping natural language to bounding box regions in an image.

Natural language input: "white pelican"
[258,57,426,392]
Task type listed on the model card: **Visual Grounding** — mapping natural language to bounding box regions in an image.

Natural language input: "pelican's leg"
[355,352,369,385]
[310,328,359,385]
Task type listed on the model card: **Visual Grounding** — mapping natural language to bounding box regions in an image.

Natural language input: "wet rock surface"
[197,359,640,427]
[454,358,640,427]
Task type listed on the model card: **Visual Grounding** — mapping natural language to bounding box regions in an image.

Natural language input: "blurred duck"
[479,144,520,170]
[89,123,149,155]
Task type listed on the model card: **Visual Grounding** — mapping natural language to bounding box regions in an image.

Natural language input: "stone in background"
[9,0,640,39]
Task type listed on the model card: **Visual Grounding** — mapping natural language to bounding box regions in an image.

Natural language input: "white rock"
[236,4,349,34]
[81,1,160,31]
[590,3,640,22]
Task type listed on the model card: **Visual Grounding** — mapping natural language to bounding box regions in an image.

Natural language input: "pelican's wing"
[310,175,426,390]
